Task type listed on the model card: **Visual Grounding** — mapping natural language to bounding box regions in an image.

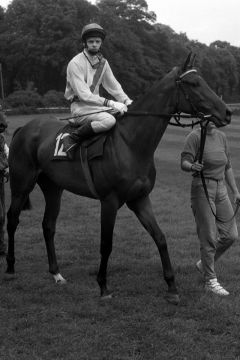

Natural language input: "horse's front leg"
[6,195,26,274]
[37,174,65,284]
[97,194,119,298]
[127,196,180,305]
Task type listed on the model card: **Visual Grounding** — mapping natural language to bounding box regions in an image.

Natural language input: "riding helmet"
[81,23,106,42]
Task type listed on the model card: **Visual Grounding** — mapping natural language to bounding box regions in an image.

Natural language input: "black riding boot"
[63,122,95,159]
[0,232,6,256]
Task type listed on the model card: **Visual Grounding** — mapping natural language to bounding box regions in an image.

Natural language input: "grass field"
[1,114,240,360]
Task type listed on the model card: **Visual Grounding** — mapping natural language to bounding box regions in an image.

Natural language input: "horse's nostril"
[226,108,232,117]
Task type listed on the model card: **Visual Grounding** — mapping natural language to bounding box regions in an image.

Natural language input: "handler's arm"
[181,131,203,173]
[181,159,203,173]
[225,167,240,204]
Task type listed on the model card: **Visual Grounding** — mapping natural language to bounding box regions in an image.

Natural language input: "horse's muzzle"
[225,108,232,124]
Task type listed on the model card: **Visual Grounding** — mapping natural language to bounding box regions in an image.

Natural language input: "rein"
[60,69,212,129]
[124,111,211,128]
[198,123,239,223]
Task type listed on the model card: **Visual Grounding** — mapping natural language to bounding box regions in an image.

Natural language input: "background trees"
[0,0,240,104]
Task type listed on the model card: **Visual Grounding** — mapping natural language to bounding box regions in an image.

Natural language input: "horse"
[5,53,231,305]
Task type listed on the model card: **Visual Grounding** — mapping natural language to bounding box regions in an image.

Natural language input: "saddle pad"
[52,124,72,160]
[52,124,107,161]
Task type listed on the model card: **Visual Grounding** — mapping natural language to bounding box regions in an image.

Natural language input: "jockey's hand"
[124,99,133,106]
[108,100,128,115]
[4,167,9,182]
[191,161,204,172]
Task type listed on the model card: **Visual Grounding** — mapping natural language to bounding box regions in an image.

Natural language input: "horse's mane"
[129,66,179,111]
[12,127,22,139]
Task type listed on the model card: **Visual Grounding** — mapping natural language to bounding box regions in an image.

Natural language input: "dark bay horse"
[6,54,231,304]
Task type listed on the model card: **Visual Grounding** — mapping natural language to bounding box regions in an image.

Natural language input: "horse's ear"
[182,52,196,71]
[182,52,192,71]
[190,53,196,68]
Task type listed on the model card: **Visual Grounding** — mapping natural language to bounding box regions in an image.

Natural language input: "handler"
[0,106,9,256]
[181,120,240,296]
[63,23,132,158]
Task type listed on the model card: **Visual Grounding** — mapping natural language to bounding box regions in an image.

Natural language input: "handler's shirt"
[64,51,130,115]
[0,134,8,172]
[181,127,231,180]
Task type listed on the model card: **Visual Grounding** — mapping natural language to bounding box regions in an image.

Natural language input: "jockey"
[63,23,132,158]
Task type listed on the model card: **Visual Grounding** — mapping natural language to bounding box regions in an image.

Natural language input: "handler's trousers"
[0,176,5,253]
[191,177,238,281]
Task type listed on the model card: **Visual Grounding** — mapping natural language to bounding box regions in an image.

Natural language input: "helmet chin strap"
[87,49,100,56]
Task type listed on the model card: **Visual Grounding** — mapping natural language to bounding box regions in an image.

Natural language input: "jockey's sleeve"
[102,62,131,104]
[67,60,106,106]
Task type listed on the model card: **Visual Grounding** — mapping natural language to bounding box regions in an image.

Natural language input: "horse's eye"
[183,79,199,87]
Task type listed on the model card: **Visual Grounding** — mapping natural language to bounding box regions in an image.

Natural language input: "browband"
[179,69,197,79]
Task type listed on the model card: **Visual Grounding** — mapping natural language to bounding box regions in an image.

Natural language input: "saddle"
[52,124,108,198]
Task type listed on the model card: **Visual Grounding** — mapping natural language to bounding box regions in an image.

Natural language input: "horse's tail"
[11,127,32,210]
[22,196,32,211]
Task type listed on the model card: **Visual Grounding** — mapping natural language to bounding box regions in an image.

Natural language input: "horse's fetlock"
[6,255,15,265]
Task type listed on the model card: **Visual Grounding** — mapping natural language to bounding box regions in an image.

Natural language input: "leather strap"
[90,58,106,93]
[199,124,239,223]
[80,145,99,198]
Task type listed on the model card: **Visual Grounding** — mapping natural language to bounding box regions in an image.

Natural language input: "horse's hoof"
[53,273,67,285]
[5,268,15,275]
[3,272,16,281]
[0,255,6,265]
[100,290,113,300]
[165,292,180,305]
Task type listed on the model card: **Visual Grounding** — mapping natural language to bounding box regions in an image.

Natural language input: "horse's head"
[0,105,8,133]
[174,52,231,127]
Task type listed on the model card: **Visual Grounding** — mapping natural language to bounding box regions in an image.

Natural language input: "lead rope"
[199,123,239,223]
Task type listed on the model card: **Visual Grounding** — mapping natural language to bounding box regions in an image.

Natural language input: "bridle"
[123,68,213,129]
[173,69,212,127]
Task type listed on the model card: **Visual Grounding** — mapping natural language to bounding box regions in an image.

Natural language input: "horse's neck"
[119,83,176,157]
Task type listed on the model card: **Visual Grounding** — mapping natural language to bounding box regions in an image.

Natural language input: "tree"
[0,0,98,94]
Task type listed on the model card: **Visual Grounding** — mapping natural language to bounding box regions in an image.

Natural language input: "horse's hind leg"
[127,196,180,305]
[37,173,65,284]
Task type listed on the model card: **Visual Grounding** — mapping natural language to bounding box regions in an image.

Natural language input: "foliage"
[0,0,240,102]
[42,90,68,107]
[5,89,43,109]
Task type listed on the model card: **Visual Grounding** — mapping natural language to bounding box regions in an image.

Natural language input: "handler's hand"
[233,191,240,205]
[4,167,9,182]
[191,161,204,172]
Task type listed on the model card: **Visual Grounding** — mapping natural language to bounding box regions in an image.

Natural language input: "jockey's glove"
[108,100,128,115]
[124,99,133,106]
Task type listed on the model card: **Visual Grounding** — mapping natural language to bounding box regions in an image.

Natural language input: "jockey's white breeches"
[69,107,117,133]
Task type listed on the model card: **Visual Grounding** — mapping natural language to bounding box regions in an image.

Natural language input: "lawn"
[0,114,240,360]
